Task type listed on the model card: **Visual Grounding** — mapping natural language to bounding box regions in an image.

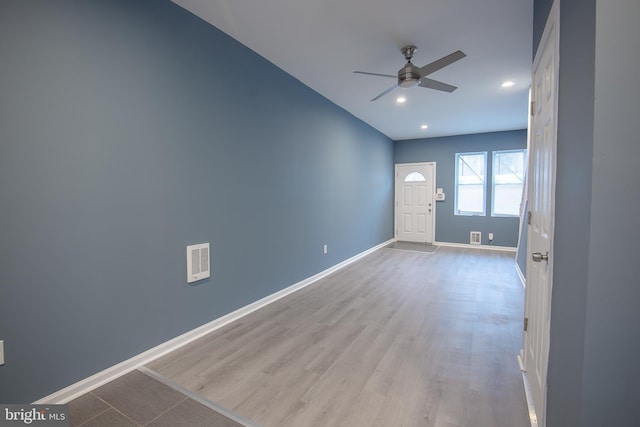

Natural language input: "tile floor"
[68,369,251,427]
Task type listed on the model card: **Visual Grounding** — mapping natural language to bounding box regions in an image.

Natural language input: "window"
[404,172,426,182]
[455,152,486,215]
[492,150,526,216]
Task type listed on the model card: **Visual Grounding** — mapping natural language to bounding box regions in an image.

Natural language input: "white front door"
[523,2,558,426]
[395,163,435,243]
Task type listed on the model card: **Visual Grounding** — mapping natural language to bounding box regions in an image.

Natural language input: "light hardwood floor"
[147,246,529,427]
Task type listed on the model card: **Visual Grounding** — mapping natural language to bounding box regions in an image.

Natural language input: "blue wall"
[582,0,640,424]
[533,0,554,58]
[0,0,393,402]
[394,130,527,247]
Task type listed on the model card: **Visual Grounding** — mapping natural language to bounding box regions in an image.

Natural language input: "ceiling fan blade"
[419,50,466,76]
[419,77,458,93]
[370,84,398,101]
[353,71,397,79]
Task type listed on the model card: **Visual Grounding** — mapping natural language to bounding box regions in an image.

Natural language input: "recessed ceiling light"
[501,80,515,88]
[396,96,406,104]
[421,124,428,129]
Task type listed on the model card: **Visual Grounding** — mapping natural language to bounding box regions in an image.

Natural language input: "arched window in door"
[404,172,426,182]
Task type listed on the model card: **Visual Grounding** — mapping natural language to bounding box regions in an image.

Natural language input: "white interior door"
[523,2,558,426]
[395,163,435,243]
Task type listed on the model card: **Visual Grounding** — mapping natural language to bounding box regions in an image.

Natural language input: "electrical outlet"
[488,233,494,241]
[0,340,4,365]
[323,244,328,254]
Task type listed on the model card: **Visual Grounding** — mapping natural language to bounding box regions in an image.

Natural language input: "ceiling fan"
[354,45,466,101]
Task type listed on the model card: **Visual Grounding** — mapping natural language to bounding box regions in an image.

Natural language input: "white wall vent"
[470,231,482,245]
[187,243,210,283]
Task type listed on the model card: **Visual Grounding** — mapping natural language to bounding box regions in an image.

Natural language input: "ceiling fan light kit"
[398,64,420,88]
[398,45,420,88]
[354,45,466,101]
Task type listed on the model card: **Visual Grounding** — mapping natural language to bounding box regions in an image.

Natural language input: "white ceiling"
[172,0,533,140]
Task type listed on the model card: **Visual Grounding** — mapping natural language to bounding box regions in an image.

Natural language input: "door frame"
[522,1,559,426]
[394,162,436,244]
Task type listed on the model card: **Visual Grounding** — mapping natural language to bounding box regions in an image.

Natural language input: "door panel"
[403,213,412,232]
[417,214,426,233]
[418,185,427,206]
[403,187,412,206]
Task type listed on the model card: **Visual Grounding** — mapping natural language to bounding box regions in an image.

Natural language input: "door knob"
[532,252,549,262]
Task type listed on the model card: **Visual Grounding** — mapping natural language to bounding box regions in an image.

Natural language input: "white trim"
[516,261,526,289]
[33,238,394,404]
[434,241,517,252]
[518,354,540,427]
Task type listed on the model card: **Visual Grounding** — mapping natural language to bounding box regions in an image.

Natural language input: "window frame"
[491,149,526,217]
[454,151,487,216]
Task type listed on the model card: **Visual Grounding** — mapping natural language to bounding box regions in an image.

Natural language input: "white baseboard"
[518,354,539,427]
[34,239,394,404]
[434,241,517,252]
[515,262,526,289]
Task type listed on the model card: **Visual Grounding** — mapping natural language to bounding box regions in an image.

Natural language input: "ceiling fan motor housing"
[398,62,421,88]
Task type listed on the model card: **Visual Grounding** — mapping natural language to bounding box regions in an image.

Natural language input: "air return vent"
[470,231,481,245]
[187,243,210,283]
